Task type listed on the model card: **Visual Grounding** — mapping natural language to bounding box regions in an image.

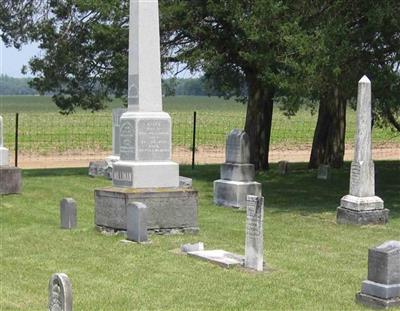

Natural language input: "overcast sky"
[0,42,41,78]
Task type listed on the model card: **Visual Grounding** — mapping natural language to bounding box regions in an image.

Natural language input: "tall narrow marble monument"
[337,76,389,225]
[214,129,261,208]
[94,0,197,233]
[0,115,22,195]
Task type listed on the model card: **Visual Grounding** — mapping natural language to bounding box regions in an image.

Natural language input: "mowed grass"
[1,162,399,310]
[1,96,398,156]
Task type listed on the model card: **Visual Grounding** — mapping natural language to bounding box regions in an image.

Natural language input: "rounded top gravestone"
[225,129,250,164]
[48,273,72,311]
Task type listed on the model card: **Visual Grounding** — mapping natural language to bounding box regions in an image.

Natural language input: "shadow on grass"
[22,167,88,178]
[182,161,399,219]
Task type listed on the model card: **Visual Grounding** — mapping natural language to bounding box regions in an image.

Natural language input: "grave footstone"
[60,198,77,229]
[181,242,204,253]
[317,164,330,180]
[278,161,289,175]
[48,273,72,311]
[0,115,22,195]
[245,195,264,271]
[356,241,400,308]
[337,76,389,225]
[213,129,261,208]
[94,0,198,233]
[127,202,148,243]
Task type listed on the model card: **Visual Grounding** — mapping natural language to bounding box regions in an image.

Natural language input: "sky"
[0,42,41,78]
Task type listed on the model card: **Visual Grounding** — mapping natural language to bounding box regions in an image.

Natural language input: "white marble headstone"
[245,195,264,271]
[48,273,72,311]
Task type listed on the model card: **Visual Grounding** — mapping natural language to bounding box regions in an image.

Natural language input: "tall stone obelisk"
[94,0,198,233]
[112,0,179,188]
[337,76,388,225]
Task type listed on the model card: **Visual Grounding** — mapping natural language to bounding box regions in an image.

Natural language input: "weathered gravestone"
[94,0,198,233]
[181,242,204,253]
[127,202,148,243]
[60,198,77,229]
[48,273,72,311]
[245,195,264,271]
[278,161,289,175]
[213,129,261,208]
[356,241,400,309]
[337,76,389,225]
[317,164,330,180]
[0,115,22,195]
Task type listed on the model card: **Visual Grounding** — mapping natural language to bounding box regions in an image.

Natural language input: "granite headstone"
[60,198,77,229]
[127,201,148,243]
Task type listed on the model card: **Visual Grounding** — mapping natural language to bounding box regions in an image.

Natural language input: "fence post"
[191,111,197,170]
[15,113,19,167]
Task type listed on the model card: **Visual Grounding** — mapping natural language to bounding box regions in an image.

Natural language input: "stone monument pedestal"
[0,166,22,195]
[0,147,9,166]
[95,180,198,233]
[214,179,261,209]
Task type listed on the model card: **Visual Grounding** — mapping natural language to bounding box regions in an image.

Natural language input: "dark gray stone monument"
[60,198,77,229]
[337,76,389,225]
[245,195,264,271]
[0,115,22,195]
[48,273,72,311]
[127,202,148,242]
[356,241,400,309]
[213,129,261,209]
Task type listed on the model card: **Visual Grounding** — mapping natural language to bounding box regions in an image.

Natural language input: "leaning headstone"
[0,115,22,195]
[127,202,148,243]
[181,242,204,253]
[278,161,289,175]
[245,195,264,271]
[213,129,261,208]
[356,241,400,308]
[48,273,72,311]
[317,164,330,180]
[337,76,389,225]
[60,198,77,229]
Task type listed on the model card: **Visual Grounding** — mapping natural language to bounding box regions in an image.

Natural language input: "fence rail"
[2,111,399,168]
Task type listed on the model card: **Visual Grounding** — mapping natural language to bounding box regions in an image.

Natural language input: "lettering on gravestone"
[137,119,170,160]
[350,163,361,195]
[120,120,136,160]
[112,167,133,187]
[245,195,264,271]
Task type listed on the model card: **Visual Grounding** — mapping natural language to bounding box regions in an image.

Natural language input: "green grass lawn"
[1,162,399,310]
[1,96,398,157]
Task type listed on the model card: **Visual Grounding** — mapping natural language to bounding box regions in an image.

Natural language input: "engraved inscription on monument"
[350,162,361,195]
[137,119,170,160]
[245,195,264,271]
[48,273,72,311]
[120,120,136,160]
[113,166,133,187]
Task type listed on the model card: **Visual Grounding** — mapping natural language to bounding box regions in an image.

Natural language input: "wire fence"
[2,111,399,168]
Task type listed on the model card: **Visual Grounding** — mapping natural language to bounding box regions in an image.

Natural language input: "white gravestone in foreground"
[0,115,9,166]
[48,273,72,311]
[245,195,264,271]
[112,0,179,188]
[337,76,388,225]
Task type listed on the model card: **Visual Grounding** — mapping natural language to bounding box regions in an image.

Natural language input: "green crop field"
[0,96,398,156]
[1,162,399,310]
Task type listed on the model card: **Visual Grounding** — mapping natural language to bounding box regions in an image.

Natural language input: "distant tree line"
[0,75,37,95]
[162,77,225,97]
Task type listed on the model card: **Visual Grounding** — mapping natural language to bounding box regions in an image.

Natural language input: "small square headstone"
[245,195,264,271]
[356,241,400,308]
[60,198,77,229]
[127,202,148,243]
[317,164,330,180]
[278,161,289,175]
[48,273,72,311]
[181,242,204,253]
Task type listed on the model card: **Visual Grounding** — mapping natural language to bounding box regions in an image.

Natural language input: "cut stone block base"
[112,161,179,188]
[213,179,261,209]
[356,292,400,309]
[95,186,198,231]
[0,166,22,195]
[361,280,400,299]
[341,194,384,211]
[336,207,389,225]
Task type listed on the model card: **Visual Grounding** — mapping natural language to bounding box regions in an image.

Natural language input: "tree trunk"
[309,87,346,169]
[244,79,274,171]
